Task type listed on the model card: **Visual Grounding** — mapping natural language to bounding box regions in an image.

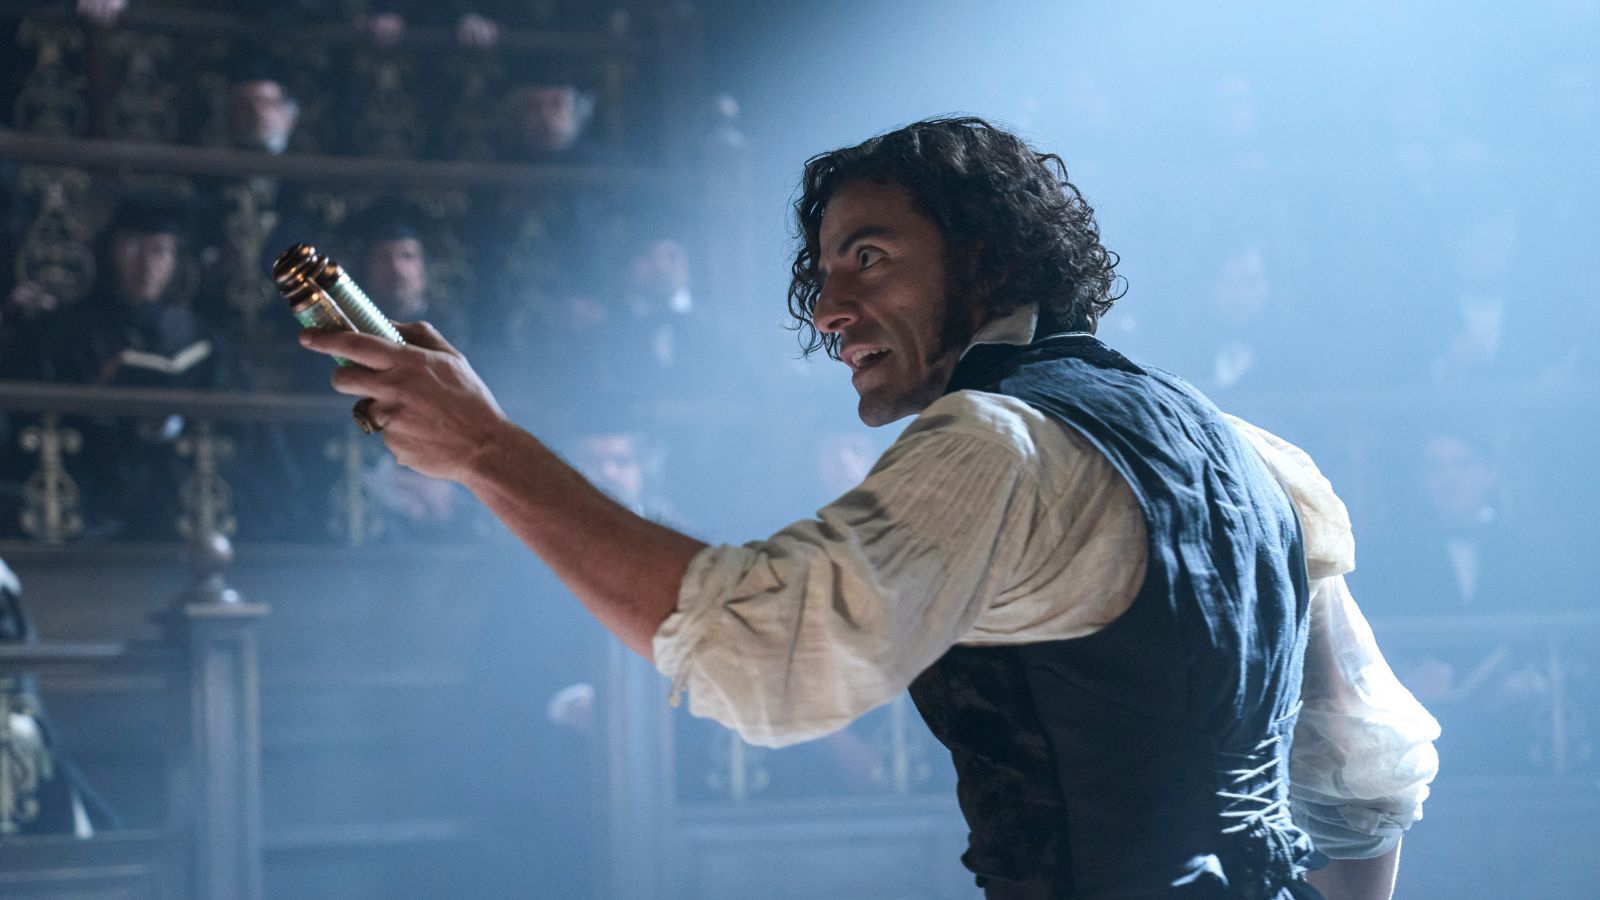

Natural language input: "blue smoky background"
[0,0,1594,897]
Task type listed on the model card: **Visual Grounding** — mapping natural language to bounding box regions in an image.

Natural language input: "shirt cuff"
[1292,797,1406,859]
[650,542,758,703]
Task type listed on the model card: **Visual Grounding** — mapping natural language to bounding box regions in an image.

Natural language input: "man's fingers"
[330,364,391,399]
[301,328,405,370]
[394,320,458,355]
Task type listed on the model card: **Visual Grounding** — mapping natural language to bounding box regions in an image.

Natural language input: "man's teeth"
[851,348,888,368]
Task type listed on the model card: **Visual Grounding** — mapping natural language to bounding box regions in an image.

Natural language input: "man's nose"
[814,286,858,334]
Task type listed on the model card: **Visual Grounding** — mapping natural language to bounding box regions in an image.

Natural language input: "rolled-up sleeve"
[1290,574,1442,858]
[652,410,1040,748]
[1226,414,1441,858]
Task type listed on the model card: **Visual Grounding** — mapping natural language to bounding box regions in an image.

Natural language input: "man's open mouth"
[849,347,890,372]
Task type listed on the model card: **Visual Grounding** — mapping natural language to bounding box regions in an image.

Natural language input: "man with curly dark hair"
[785,117,1124,428]
[301,117,1437,900]
[788,117,1121,358]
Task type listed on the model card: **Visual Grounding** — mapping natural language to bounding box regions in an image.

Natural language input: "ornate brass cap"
[272,242,322,291]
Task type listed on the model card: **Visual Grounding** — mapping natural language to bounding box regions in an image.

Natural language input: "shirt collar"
[960,302,1038,360]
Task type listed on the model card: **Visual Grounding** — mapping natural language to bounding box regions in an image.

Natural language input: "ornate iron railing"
[0,381,421,547]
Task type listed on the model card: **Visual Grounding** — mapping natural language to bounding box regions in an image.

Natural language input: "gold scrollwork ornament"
[223,179,281,334]
[443,54,506,161]
[355,55,423,158]
[18,413,84,543]
[176,421,238,539]
[13,18,88,136]
[106,31,179,142]
[326,430,384,546]
[15,166,96,307]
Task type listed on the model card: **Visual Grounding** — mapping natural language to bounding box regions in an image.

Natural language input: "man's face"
[629,238,690,304]
[364,237,428,319]
[517,86,582,154]
[815,179,983,427]
[229,79,298,154]
[1422,434,1497,526]
[110,229,178,305]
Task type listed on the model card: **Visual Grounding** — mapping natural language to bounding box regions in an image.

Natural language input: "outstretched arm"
[300,322,705,661]
[1307,840,1401,900]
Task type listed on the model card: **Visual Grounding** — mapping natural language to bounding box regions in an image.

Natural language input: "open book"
[115,340,213,376]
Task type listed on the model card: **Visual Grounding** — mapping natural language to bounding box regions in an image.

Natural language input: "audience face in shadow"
[109,228,179,306]
[511,84,590,157]
[364,237,429,321]
[1422,433,1498,531]
[628,238,692,313]
[574,432,647,510]
[228,78,299,155]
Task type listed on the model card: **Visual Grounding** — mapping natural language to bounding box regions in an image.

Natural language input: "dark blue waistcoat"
[908,334,1318,899]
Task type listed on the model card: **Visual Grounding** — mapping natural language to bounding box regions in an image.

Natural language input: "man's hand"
[300,322,511,484]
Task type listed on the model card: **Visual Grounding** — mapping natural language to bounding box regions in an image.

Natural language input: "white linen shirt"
[652,307,1440,858]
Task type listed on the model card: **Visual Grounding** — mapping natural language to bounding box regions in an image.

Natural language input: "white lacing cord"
[1217,733,1293,835]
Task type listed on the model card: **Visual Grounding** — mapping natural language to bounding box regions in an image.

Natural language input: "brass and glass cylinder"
[272,243,404,432]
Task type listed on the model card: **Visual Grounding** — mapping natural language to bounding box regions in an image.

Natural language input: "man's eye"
[858,247,884,268]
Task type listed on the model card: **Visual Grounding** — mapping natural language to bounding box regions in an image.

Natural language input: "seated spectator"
[569,425,674,518]
[7,192,249,540]
[341,203,474,538]
[1372,426,1571,778]
[73,0,348,29]
[505,74,600,162]
[360,1,621,49]
[189,53,321,363]
[354,202,466,337]
[226,55,301,156]
[364,224,429,321]
[1419,432,1503,604]
[1357,424,1563,617]
[507,226,704,410]
[1166,243,1302,395]
[346,199,471,355]
[615,231,710,398]
[361,3,503,50]
[15,192,240,390]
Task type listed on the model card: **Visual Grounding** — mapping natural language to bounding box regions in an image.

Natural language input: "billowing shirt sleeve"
[652,403,1041,748]
[1290,573,1442,858]
[1226,414,1442,859]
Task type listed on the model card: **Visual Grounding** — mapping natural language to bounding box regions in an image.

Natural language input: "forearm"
[460,421,706,662]
[1306,840,1401,900]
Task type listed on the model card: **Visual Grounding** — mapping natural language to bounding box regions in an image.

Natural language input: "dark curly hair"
[787,116,1124,359]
